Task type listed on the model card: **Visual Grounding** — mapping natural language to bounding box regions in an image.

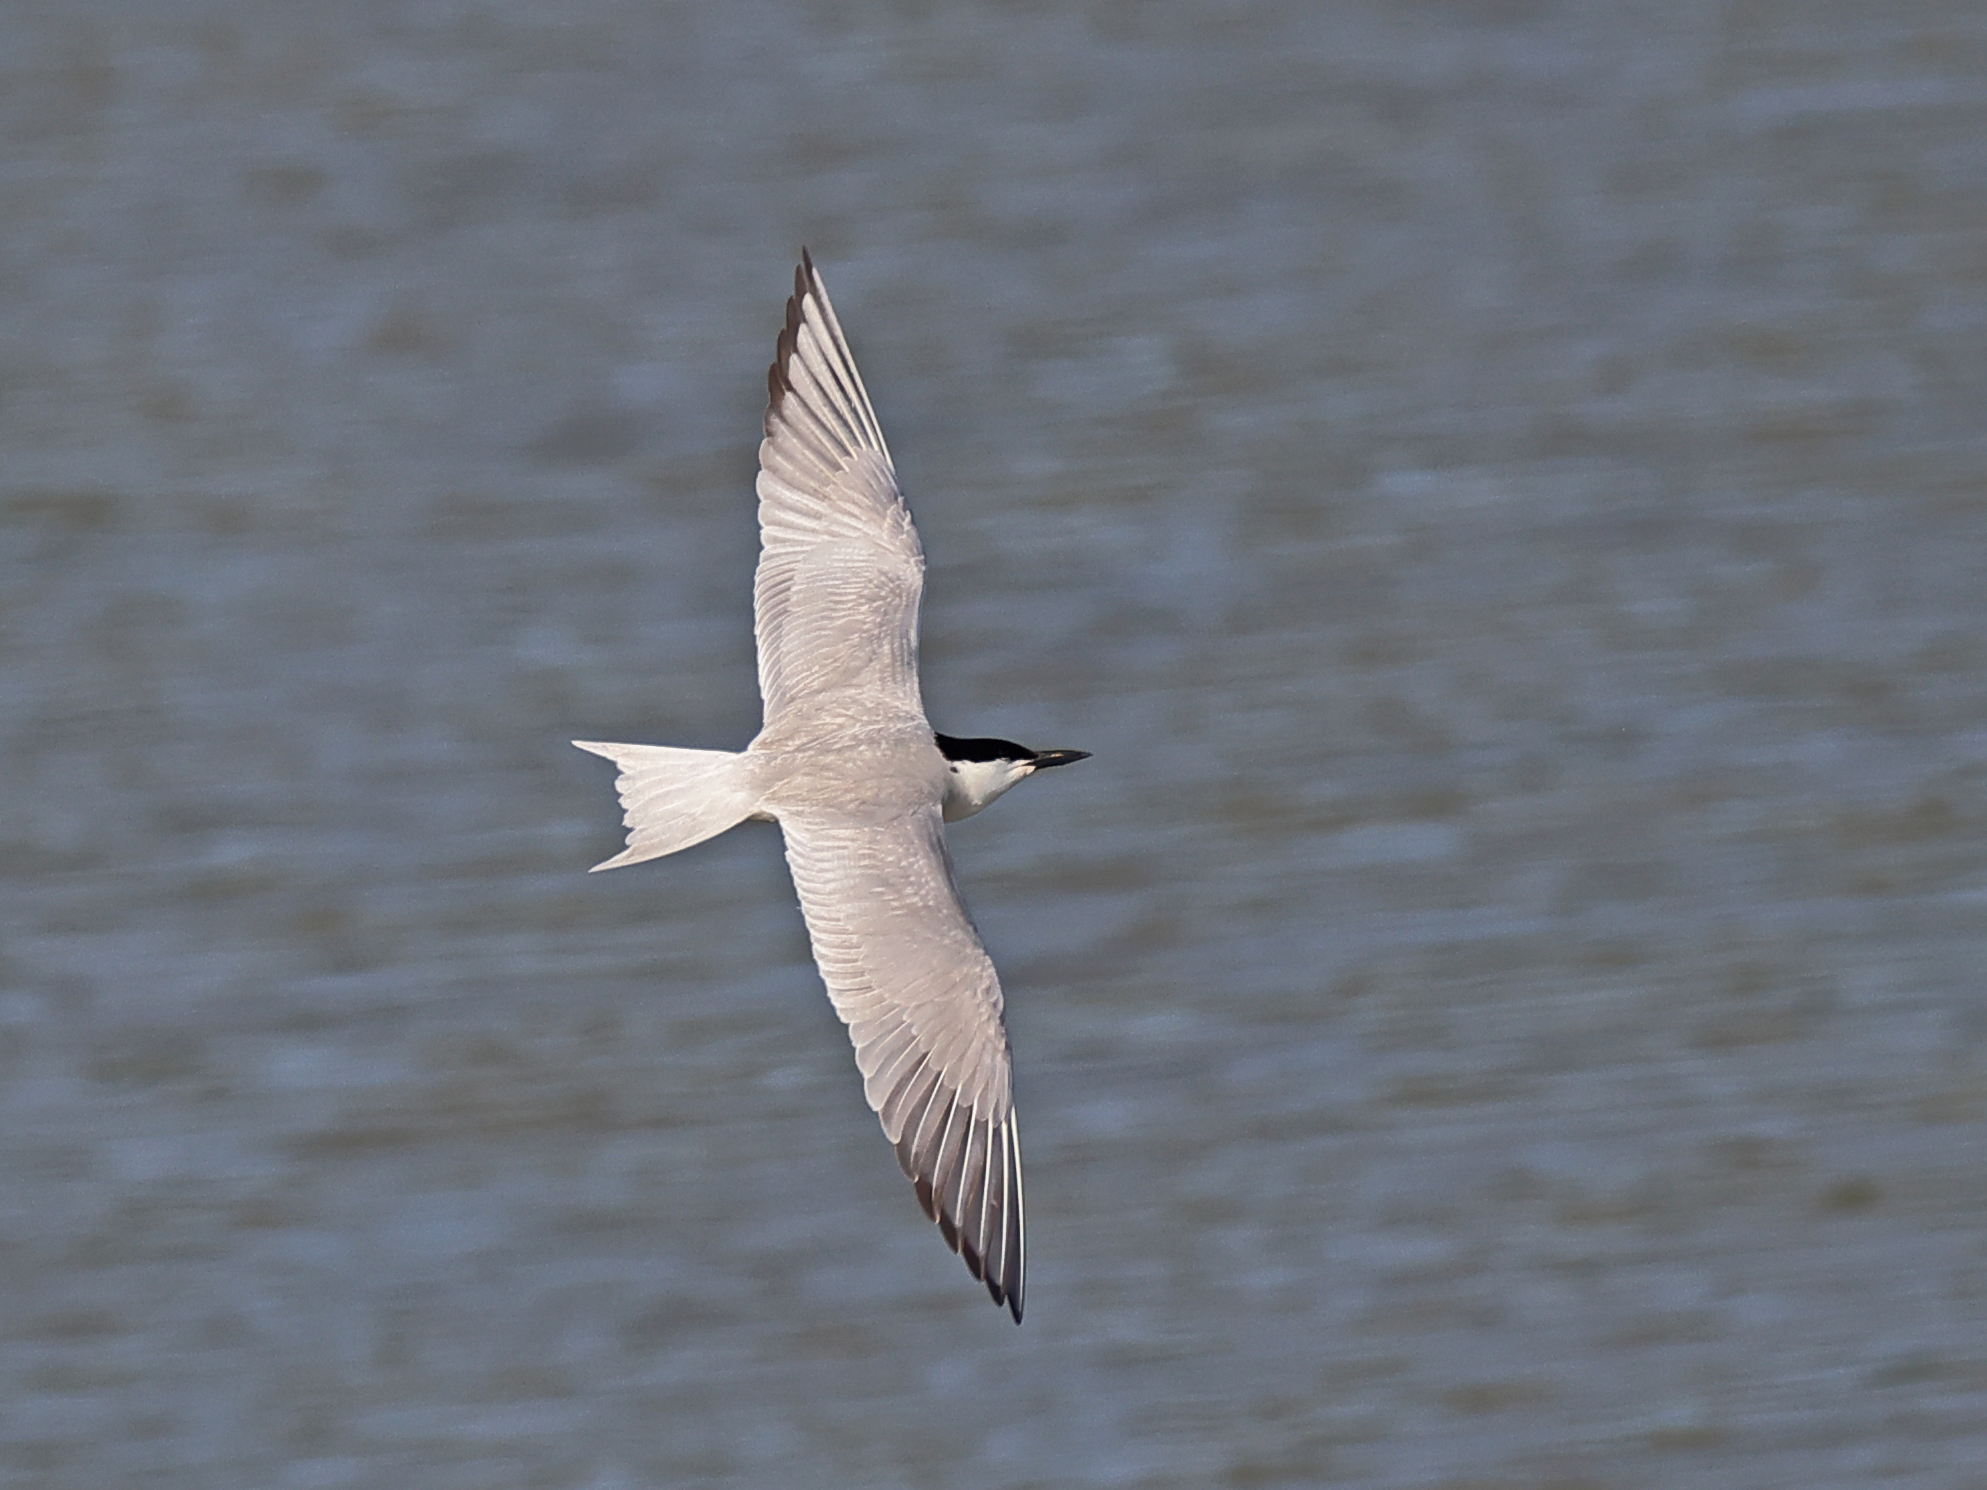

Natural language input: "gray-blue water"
[4,4,1985,1486]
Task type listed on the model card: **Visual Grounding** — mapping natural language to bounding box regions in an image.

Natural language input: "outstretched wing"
[755,252,926,730]
[779,804,1025,1321]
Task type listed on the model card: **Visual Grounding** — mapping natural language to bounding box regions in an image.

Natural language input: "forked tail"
[572,741,760,871]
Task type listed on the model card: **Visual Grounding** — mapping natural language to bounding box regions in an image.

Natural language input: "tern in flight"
[576,252,1087,1321]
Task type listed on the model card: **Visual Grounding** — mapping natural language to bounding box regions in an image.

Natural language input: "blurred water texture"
[3,2,1986,1486]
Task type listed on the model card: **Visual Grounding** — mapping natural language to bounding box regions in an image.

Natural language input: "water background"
[4,3,1986,1485]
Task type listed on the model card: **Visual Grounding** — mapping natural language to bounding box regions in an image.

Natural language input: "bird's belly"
[750,716,946,819]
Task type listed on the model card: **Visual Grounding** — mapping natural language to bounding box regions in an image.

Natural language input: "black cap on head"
[935,733,1032,763]
[935,733,1089,768]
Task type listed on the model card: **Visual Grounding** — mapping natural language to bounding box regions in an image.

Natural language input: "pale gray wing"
[780,804,1025,1321]
[755,253,926,729]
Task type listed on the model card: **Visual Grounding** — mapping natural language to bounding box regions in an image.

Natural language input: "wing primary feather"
[977,1128,1001,1303]
[985,1120,1012,1308]
[975,1116,999,1293]
[901,1072,951,1176]
[897,1078,952,1220]
[796,251,892,462]
[977,1117,1001,1286]
[877,1052,935,1142]
[797,329,878,465]
[768,404,846,482]
[954,1111,989,1277]
[917,1087,962,1194]
[926,1098,967,1249]
[1005,1116,1026,1322]
[765,365,847,477]
[865,1020,922,1086]
[776,339,859,459]
[792,325,868,455]
[767,257,869,464]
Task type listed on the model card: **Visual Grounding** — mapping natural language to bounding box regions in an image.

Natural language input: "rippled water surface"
[5,3,1986,1486]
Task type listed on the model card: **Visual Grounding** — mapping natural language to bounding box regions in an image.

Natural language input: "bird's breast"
[750,715,947,819]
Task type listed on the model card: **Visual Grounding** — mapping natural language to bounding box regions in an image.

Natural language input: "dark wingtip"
[973,1241,1024,1323]
[983,1265,1022,1323]
[764,266,808,437]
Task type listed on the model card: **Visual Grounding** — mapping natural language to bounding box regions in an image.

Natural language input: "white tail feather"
[573,741,760,871]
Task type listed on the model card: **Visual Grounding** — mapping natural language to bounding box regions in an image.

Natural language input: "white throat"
[941,757,1035,822]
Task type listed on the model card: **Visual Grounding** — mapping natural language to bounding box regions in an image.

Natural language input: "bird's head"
[935,732,1090,822]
